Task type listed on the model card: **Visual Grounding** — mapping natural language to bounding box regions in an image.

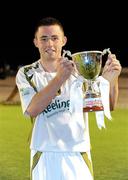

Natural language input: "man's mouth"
[46,49,55,54]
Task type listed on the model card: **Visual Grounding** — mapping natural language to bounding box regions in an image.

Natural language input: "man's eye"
[52,37,58,40]
[42,38,48,41]
[40,36,59,41]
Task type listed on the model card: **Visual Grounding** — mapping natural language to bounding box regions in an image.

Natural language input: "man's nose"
[47,38,54,45]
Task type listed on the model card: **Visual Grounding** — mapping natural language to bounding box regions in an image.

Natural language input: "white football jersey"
[16,60,91,152]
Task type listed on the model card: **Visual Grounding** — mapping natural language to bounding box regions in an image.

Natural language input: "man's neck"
[40,59,57,73]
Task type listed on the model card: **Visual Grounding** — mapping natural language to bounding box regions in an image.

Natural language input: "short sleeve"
[16,67,36,116]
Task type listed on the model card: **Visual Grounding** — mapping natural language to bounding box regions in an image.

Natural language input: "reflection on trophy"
[71,51,104,112]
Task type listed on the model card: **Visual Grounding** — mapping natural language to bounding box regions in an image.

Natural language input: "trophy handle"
[62,50,80,77]
[102,48,111,55]
[62,50,72,60]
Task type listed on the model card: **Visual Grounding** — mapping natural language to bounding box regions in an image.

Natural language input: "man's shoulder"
[18,60,39,72]
[21,61,39,69]
[16,60,40,78]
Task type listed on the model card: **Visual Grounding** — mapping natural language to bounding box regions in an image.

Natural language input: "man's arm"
[102,54,122,110]
[109,77,119,110]
[27,58,74,117]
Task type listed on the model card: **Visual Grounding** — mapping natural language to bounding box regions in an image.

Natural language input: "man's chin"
[46,54,56,60]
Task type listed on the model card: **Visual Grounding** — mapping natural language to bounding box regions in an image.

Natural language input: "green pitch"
[0,105,128,180]
[89,109,128,180]
[0,105,30,180]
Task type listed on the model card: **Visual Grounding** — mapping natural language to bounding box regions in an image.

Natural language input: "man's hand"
[56,57,75,82]
[102,54,122,82]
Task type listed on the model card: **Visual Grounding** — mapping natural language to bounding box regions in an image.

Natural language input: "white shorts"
[30,150,94,180]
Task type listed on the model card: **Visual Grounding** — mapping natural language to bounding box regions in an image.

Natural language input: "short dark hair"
[34,17,64,35]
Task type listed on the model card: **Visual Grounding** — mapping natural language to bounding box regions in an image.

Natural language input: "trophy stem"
[83,80,104,112]
[85,80,95,98]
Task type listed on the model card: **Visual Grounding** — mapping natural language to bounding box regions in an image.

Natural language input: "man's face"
[34,25,67,60]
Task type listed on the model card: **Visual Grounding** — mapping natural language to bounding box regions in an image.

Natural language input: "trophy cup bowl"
[72,51,104,112]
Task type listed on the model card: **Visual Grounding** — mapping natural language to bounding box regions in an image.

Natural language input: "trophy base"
[83,97,104,112]
[83,106,104,112]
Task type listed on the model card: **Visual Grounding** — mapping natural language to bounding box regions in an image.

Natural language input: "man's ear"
[62,36,67,47]
[33,38,38,48]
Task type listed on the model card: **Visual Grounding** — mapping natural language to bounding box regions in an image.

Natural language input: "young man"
[16,17,121,180]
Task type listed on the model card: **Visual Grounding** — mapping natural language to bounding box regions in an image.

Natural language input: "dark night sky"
[0,2,127,69]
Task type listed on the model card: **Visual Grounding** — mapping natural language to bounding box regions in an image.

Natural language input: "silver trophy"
[63,49,111,112]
